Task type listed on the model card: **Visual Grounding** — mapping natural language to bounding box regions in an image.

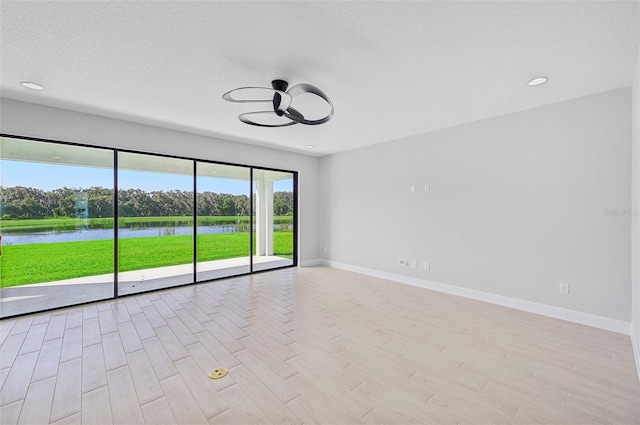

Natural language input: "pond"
[1,222,292,245]
[1,224,240,245]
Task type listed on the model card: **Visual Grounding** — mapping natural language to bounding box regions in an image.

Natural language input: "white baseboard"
[318,259,631,335]
[299,258,323,267]
[632,332,640,384]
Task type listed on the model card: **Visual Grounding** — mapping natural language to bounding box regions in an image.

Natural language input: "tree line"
[0,186,293,220]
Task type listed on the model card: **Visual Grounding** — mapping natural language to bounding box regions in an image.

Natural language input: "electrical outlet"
[424,262,430,271]
[399,259,408,266]
[410,185,416,192]
[410,260,418,268]
[559,283,569,295]
[424,184,430,192]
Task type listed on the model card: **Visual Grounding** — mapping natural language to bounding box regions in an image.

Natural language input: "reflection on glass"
[117,153,193,295]
[0,137,114,317]
[196,163,251,280]
[252,169,294,271]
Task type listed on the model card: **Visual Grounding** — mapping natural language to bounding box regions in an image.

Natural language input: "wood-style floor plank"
[210,384,269,425]
[0,333,27,369]
[18,322,48,355]
[59,327,82,363]
[140,396,177,425]
[17,376,55,425]
[50,358,82,423]
[106,366,145,425]
[81,343,107,393]
[173,356,228,419]
[141,337,178,381]
[9,317,34,335]
[81,317,101,348]
[0,351,38,406]
[0,266,637,424]
[159,374,208,425]
[129,312,156,340]
[126,350,164,405]
[81,386,113,425]
[195,330,240,369]
[0,320,16,346]
[101,332,127,371]
[0,400,23,425]
[44,315,67,342]
[98,309,118,335]
[155,326,189,362]
[235,348,300,403]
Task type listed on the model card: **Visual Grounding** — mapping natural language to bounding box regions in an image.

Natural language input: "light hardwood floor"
[1,266,639,424]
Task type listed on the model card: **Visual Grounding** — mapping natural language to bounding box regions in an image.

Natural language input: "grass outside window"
[0,232,293,287]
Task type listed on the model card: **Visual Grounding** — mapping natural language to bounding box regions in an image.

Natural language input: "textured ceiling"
[1,1,638,156]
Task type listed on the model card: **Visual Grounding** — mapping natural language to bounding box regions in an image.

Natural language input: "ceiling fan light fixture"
[223,79,333,127]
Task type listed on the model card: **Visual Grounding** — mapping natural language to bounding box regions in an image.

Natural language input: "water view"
[1,224,241,245]
[1,221,292,245]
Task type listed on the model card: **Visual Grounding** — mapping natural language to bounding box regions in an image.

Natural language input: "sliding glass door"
[0,137,114,317]
[0,134,297,318]
[117,153,194,295]
[252,169,295,271]
[196,163,251,280]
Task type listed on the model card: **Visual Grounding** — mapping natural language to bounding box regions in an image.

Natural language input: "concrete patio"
[0,255,292,317]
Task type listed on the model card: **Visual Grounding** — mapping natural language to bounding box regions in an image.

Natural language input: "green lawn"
[0,232,293,287]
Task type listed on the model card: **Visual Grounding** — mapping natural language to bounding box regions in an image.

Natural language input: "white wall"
[0,98,320,263]
[631,39,640,372]
[319,88,632,323]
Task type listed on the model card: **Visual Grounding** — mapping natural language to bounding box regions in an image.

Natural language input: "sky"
[0,160,292,195]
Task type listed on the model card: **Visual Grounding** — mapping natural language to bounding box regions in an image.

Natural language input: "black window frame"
[0,133,298,319]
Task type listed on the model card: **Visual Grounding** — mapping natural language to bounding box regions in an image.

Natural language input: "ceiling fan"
[222,79,334,128]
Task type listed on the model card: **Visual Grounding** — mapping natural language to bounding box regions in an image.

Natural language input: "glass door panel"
[117,153,193,295]
[196,162,251,280]
[252,169,295,271]
[0,137,114,317]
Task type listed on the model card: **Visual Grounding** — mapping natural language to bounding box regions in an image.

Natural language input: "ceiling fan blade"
[222,87,292,104]
[238,111,298,127]
[285,83,334,125]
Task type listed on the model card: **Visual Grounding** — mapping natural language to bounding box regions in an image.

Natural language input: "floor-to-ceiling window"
[0,137,115,317]
[196,162,251,280]
[117,153,194,295]
[252,169,295,271]
[0,134,297,318]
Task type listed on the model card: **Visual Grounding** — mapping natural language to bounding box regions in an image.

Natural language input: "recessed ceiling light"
[53,156,61,160]
[305,145,315,149]
[20,81,43,90]
[528,77,548,86]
